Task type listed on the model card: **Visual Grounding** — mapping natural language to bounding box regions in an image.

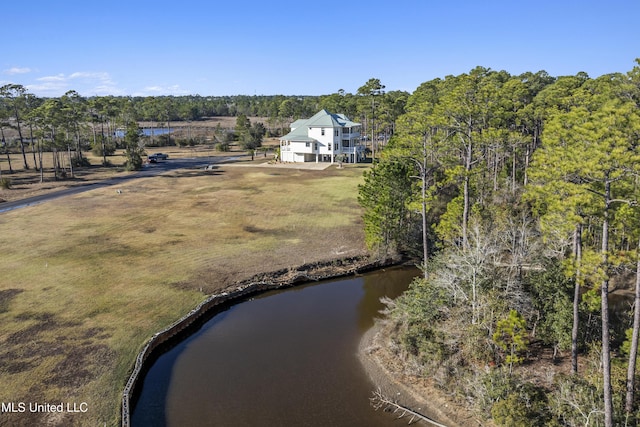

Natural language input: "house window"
[336,143,340,150]
[305,142,310,147]
[314,143,318,150]
[321,128,325,136]
[328,143,332,150]
[343,127,350,134]
[335,129,339,136]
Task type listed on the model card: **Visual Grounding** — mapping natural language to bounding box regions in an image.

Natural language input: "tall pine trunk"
[53,148,58,180]
[625,236,640,415]
[462,134,472,249]
[101,121,107,166]
[75,127,82,163]
[420,136,429,278]
[572,223,582,374]
[29,124,38,171]
[13,105,29,170]
[601,179,613,427]
[67,145,74,178]
[38,139,44,183]
[1,127,12,173]
[4,150,12,173]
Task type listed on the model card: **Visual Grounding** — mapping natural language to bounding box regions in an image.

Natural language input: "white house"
[279,109,365,164]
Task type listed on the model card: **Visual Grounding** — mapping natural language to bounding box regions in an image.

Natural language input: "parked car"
[148,153,168,163]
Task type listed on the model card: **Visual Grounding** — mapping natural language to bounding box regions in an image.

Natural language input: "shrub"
[491,383,550,427]
[224,131,236,143]
[478,368,517,407]
[153,134,176,147]
[0,177,11,189]
[92,141,116,157]
[124,155,143,171]
[215,142,230,152]
[526,260,575,351]
[401,322,448,366]
[549,373,604,426]
[176,138,201,147]
[72,156,91,167]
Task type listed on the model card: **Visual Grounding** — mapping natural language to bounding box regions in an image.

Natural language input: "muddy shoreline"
[357,320,492,427]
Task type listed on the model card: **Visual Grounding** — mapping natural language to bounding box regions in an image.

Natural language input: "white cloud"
[27,71,121,96]
[134,84,190,96]
[17,71,189,97]
[69,71,111,81]
[167,85,187,94]
[143,86,164,93]
[37,74,66,82]
[93,84,125,96]
[27,74,68,95]
[4,67,31,75]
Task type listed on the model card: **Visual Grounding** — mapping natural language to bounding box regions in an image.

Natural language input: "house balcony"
[340,138,363,149]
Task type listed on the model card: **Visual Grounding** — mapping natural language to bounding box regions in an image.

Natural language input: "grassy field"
[0,137,281,203]
[0,160,368,426]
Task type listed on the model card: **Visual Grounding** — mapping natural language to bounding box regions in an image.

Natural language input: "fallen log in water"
[370,388,449,427]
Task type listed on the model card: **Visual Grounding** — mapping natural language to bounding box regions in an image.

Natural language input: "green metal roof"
[305,109,360,128]
[282,110,360,141]
[281,124,315,142]
[290,118,307,130]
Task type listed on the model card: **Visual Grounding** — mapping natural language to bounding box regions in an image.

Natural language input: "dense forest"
[359,60,640,426]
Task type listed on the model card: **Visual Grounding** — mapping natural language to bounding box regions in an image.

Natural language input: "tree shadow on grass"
[159,168,225,179]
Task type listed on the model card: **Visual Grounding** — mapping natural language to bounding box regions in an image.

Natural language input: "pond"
[114,128,172,138]
[131,267,419,426]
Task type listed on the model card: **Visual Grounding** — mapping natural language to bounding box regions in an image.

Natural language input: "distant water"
[114,128,172,138]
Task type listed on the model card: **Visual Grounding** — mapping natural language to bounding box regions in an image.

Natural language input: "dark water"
[131,267,418,426]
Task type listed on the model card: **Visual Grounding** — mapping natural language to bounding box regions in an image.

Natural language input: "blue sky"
[3,0,638,97]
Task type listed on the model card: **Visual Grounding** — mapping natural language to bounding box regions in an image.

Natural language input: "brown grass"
[0,159,368,426]
[0,135,283,203]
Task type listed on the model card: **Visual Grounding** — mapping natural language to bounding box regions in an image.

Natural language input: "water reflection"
[356,268,417,332]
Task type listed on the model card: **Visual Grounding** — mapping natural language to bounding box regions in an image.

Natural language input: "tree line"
[359,60,640,426]
[0,82,408,180]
